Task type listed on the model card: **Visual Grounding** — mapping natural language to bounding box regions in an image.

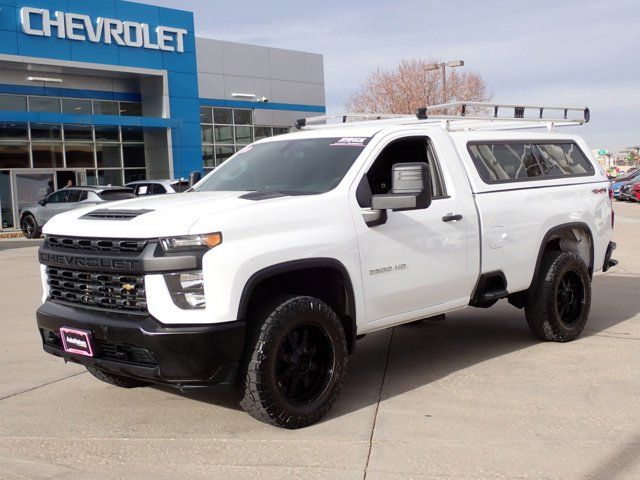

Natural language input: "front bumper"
[37,301,245,388]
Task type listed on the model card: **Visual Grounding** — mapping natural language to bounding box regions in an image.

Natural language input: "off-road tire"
[20,214,41,239]
[86,366,147,388]
[239,295,348,429]
[525,251,591,342]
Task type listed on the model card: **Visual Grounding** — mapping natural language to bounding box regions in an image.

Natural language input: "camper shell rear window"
[467,141,595,184]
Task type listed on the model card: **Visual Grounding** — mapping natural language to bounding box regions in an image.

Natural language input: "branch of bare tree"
[345,58,490,115]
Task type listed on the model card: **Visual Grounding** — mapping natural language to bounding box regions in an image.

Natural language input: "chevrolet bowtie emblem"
[122,284,136,292]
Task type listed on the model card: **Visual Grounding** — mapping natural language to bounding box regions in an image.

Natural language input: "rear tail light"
[609,187,614,200]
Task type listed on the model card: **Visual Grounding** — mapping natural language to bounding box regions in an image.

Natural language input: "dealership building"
[0,0,326,230]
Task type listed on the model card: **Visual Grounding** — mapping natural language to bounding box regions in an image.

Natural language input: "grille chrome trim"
[47,267,147,312]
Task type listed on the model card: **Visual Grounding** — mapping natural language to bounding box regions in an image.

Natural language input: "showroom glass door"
[14,172,55,226]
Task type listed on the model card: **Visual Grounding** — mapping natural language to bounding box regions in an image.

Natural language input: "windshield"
[195,137,369,194]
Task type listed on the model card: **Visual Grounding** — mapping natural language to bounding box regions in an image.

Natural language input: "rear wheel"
[86,366,147,388]
[20,214,41,239]
[525,251,591,342]
[239,295,348,429]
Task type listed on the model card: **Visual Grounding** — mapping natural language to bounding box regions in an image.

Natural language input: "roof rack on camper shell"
[295,101,590,132]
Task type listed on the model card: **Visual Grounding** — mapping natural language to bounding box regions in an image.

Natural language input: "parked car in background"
[631,182,640,202]
[20,186,136,239]
[611,171,640,200]
[620,181,640,202]
[126,179,190,196]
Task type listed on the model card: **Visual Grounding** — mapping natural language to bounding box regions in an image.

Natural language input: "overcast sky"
[139,0,639,151]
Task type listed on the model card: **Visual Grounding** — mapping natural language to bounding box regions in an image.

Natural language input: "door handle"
[442,213,463,222]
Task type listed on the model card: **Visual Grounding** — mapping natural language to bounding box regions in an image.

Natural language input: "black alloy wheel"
[556,270,585,326]
[21,215,40,239]
[275,322,334,406]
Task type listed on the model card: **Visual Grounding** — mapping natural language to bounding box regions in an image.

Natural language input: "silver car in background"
[19,186,136,238]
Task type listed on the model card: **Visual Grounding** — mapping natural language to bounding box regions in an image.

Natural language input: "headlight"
[160,232,222,251]
[165,271,206,309]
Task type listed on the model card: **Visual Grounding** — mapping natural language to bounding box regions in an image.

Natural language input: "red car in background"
[631,181,640,202]
[620,180,640,202]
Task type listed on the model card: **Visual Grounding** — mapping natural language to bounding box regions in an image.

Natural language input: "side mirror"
[39,199,47,206]
[188,171,202,188]
[371,162,432,212]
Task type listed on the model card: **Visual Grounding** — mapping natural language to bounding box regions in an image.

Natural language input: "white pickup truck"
[36,102,617,428]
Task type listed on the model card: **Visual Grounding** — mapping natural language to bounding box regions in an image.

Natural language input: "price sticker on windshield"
[330,137,370,147]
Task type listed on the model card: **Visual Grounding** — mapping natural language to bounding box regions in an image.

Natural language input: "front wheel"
[21,214,41,239]
[239,295,348,429]
[525,251,591,342]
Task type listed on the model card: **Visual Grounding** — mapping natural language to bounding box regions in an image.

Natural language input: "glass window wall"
[200,106,290,171]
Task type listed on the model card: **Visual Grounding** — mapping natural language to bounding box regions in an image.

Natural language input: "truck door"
[351,134,476,328]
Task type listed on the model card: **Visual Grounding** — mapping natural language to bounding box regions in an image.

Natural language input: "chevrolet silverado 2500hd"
[36,102,617,428]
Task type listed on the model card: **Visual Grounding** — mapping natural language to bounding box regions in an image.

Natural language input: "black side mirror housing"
[371,162,432,212]
[39,199,47,206]
[188,171,202,188]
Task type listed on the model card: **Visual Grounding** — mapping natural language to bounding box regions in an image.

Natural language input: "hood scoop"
[239,191,288,201]
[81,209,154,220]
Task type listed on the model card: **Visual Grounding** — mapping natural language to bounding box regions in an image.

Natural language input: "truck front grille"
[46,235,148,254]
[47,267,147,312]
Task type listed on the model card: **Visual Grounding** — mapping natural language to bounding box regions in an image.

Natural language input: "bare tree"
[346,58,489,114]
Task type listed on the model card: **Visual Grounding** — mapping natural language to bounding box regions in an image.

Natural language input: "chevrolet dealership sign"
[20,7,188,53]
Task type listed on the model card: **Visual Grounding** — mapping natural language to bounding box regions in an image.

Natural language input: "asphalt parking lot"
[0,202,639,480]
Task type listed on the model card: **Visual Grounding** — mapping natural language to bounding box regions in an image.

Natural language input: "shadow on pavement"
[155,274,640,419]
[0,240,43,250]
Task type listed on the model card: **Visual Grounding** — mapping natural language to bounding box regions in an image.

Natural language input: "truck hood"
[42,191,324,238]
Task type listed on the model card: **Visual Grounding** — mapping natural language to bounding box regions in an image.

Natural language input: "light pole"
[426,60,465,103]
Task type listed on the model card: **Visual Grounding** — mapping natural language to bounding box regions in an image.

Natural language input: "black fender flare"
[237,258,357,351]
[528,222,594,290]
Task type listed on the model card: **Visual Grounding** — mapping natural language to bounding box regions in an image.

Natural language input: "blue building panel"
[171,146,203,179]
[158,6,195,53]
[168,72,199,100]
[0,0,16,8]
[168,96,200,120]
[118,45,164,70]
[15,0,68,11]
[17,31,72,59]
[70,39,120,65]
[0,5,17,31]
[66,0,117,17]
[0,29,18,54]
[114,0,160,27]
[162,50,198,74]
[174,121,203,149]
